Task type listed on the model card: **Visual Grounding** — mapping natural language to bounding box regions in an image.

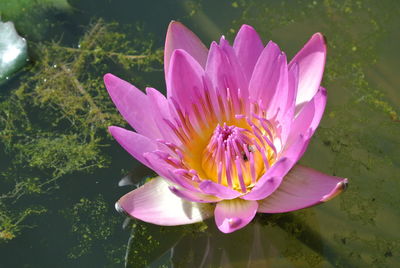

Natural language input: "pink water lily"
[105,22,348,233]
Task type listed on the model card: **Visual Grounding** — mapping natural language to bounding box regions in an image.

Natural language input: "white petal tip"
[115,201,128,216]
[314,32,327,46]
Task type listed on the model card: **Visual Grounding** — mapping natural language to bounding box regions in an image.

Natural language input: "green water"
[0,0,399,267]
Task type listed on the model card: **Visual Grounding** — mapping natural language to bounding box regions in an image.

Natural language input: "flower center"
[201,123,270,192]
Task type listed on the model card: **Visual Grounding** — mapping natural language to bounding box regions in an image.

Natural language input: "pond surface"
[0,0,399,267]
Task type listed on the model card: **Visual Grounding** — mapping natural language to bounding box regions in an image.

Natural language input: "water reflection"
[124,193,399,267]
[124,211,346,267]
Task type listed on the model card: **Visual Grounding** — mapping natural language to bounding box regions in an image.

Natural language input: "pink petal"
[167,49,205,115]
[205,42,229,89]
[277,63,299,146]
[104,73,160,140]
[248,41,286,110]
[164,21,208,82]
[199,180,242,200]
[258,165,348,213]
[116,177,214,225]
[242,134,309,201]
[206,39,249,105]
[265,52,289,121]
[108,126,158,168]
[143,152,200,193]
[285,87,327,148]
[145,87,181,145]
[169,186,222,203]
[241,157,291,201]
[146,87,171,120]
[289,33,326,112]
[233,24,264,82]
[219,37,249,95]
[214,199,258,233]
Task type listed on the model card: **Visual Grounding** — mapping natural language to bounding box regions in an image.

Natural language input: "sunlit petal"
[258,165,348,213]
[164,21,208,80]
[214,199,258,233]
[116,177,214,225]
[289,33,326,112]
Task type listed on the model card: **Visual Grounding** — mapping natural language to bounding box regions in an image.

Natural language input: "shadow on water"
[124,209,364,268]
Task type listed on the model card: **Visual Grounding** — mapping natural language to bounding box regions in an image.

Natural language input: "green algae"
[0,19,162,242]
[62,195,122,262]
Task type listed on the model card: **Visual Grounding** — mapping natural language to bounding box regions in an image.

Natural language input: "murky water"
[0,0,399,267]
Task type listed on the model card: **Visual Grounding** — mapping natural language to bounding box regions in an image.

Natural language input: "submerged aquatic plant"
[0,19,162,241]
[106,22,348,233]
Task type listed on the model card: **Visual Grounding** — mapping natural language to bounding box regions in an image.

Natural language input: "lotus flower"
[105,22,348,233]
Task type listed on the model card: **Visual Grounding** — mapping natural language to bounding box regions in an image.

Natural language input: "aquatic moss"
[0,203,46,242]
[0,19,162,242]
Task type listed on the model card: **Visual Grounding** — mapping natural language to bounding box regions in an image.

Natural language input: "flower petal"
[164,21,208,81]
[276,63,299,147]
[265,52,289,121]
[199,180,242,200]
[233,24,264,82]
[242,134,309,201]
[219,37,249,94]
[241,157,291,201]
[205,41,248,110]
[145,87,181,145]
[108,126,158,168]
[249,41,286,110]
[167,49,205,116]
[289,33,326,112]
[258,165,348,213]
[169,186,222,203]
[143,152,200,193]
[286,86,327,147]
[104,73,160,139]
[214,199,258,233]
[116,177,214,225]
